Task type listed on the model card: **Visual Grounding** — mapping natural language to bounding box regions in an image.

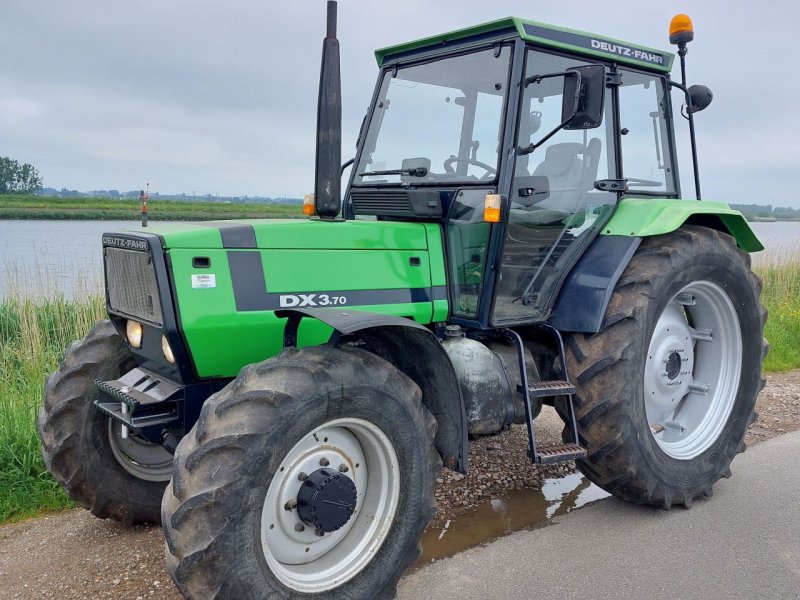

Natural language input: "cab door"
[491,49,618,325]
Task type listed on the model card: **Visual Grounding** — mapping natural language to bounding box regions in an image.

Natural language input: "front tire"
[562,226,767,508]
[162,345,439,599]
[38,320,172,525]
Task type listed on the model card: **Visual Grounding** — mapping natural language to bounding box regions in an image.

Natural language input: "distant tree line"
[0,156,42,194]
[33,187,302,205]
[730,203,800,221]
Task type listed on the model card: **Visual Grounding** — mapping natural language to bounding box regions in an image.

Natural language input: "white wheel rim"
[644,280,742,460]
[107,419,173,482]
[261,417,400,593]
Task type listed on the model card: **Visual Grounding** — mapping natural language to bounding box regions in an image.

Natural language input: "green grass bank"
[0,194,302,220]
[1,258,798,524]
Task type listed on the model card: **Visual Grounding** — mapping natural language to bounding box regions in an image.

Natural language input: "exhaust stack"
[314,0,342,219]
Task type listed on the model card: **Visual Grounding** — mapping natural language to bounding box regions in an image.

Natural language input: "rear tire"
[562,226,767,508]
[38,320,172,525]
[162,344,439,599]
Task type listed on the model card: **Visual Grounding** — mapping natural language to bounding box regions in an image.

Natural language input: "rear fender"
[602,198,764,252]
[276,308,468,473]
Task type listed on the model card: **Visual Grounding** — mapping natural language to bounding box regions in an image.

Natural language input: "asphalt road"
[397,430,800,600]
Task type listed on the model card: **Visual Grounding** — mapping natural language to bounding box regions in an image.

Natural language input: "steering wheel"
[444,155,497,179]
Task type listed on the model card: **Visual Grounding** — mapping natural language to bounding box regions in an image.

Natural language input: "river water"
[0,219,797,299]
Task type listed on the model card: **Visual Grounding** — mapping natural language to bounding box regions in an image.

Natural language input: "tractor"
[39,4,766,599]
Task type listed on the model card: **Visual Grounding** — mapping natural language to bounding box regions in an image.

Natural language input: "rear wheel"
[162,344,439,599]
[38,320,172,525]
[562,226,766,508]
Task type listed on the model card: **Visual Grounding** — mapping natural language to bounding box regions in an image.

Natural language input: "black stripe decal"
[227,251,446,312]
[200,222,258,249]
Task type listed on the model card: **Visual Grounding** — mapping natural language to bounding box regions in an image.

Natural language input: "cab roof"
[375,17,674,73]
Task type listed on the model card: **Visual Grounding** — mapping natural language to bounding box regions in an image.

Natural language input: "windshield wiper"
[359,166,428,178]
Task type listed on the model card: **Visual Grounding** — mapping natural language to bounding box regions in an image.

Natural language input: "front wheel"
[38,320,172,525]
[162,345,439,599]
[562,226,767,508]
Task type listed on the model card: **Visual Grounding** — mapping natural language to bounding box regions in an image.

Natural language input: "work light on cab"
[125,320,143,349]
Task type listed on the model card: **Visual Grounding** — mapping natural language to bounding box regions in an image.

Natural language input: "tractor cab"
[345,19,680,328]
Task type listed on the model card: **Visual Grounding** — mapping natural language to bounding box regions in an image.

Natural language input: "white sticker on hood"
[191,274,216,289]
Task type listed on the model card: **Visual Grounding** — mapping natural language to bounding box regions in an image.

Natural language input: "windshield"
[354,46,511,186]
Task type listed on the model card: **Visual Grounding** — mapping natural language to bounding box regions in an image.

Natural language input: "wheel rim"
[107,419,173,482]
[644,280,742,460]
[261,417,400,593]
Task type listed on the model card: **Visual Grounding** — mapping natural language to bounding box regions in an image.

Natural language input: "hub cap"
[644,280,742,460]
[261,418,400,593]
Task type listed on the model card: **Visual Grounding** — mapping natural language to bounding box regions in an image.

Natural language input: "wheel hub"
[297,468,357,533]
[665,351,682,380]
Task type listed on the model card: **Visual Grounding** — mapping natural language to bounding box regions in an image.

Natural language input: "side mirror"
[562,64,606,129]
[688,84,713,112]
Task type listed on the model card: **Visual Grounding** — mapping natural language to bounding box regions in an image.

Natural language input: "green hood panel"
[135,219,430,251]
[146,219,447,378]
[602,198,764,252]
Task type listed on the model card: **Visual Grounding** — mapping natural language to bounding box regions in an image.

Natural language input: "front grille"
[104,246,163,325]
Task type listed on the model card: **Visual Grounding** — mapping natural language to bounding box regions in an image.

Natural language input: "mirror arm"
[668,78,701,199]
[518,71,582,156]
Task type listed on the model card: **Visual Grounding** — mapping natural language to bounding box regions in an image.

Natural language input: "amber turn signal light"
[303,193,316,216]
[484,194,502,223]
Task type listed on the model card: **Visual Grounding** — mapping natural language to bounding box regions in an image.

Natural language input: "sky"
[1,0,798,206]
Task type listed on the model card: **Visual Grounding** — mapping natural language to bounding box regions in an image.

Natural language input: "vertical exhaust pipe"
[314,0,342,219]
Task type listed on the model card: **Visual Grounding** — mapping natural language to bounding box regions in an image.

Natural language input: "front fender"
[602,198,764,252]
[276,308,468,473]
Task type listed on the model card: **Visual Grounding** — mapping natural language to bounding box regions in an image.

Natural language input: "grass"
[755,254,800,372]
[0,295,105,522]
[0,252,798,524]
[0,194,302,220]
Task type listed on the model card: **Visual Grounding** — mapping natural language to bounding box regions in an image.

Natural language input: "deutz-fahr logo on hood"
[102,235,149,251]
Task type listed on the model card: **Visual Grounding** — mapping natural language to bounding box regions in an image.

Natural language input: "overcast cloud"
[1,0,798,206]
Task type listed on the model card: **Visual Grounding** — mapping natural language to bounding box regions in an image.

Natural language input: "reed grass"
[0,294,105,521]
[754,251,800,372]
[0,250,797,523]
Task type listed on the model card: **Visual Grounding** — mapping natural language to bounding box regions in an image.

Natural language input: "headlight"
[162,335,176,364]
[126,320,143,348]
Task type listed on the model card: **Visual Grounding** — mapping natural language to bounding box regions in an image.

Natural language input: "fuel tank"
[442,326,540,436]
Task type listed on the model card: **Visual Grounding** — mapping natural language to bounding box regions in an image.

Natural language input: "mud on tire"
[162,344,440,600]
[561,226,767,508]
[38,320,170,525]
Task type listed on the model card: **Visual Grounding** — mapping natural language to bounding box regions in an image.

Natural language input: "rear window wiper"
[359,167,428,177]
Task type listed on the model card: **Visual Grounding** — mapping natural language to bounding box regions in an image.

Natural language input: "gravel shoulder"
[2,371,798,600]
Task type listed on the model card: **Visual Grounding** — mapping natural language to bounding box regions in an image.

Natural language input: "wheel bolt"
[315,528,325,537]
[297,472,307,481]
[284,499,297,511]
[319,457,330,467]
[338,464,349,473]
[294,523,305,532]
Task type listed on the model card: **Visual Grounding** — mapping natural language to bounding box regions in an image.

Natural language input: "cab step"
[528,380,575,398]
[504,326,586,467]
[535,443,587,465]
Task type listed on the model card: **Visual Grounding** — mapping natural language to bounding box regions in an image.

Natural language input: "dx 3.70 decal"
[278,293,348,308]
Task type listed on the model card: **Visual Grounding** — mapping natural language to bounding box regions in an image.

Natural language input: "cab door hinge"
[594,178,629,192]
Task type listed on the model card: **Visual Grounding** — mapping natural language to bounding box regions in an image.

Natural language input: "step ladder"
[504,328,586,465]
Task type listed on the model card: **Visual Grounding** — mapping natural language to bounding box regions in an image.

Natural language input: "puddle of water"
[416,472,610,566]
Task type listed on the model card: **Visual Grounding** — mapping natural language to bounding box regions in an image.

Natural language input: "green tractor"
[39,4,766,599]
